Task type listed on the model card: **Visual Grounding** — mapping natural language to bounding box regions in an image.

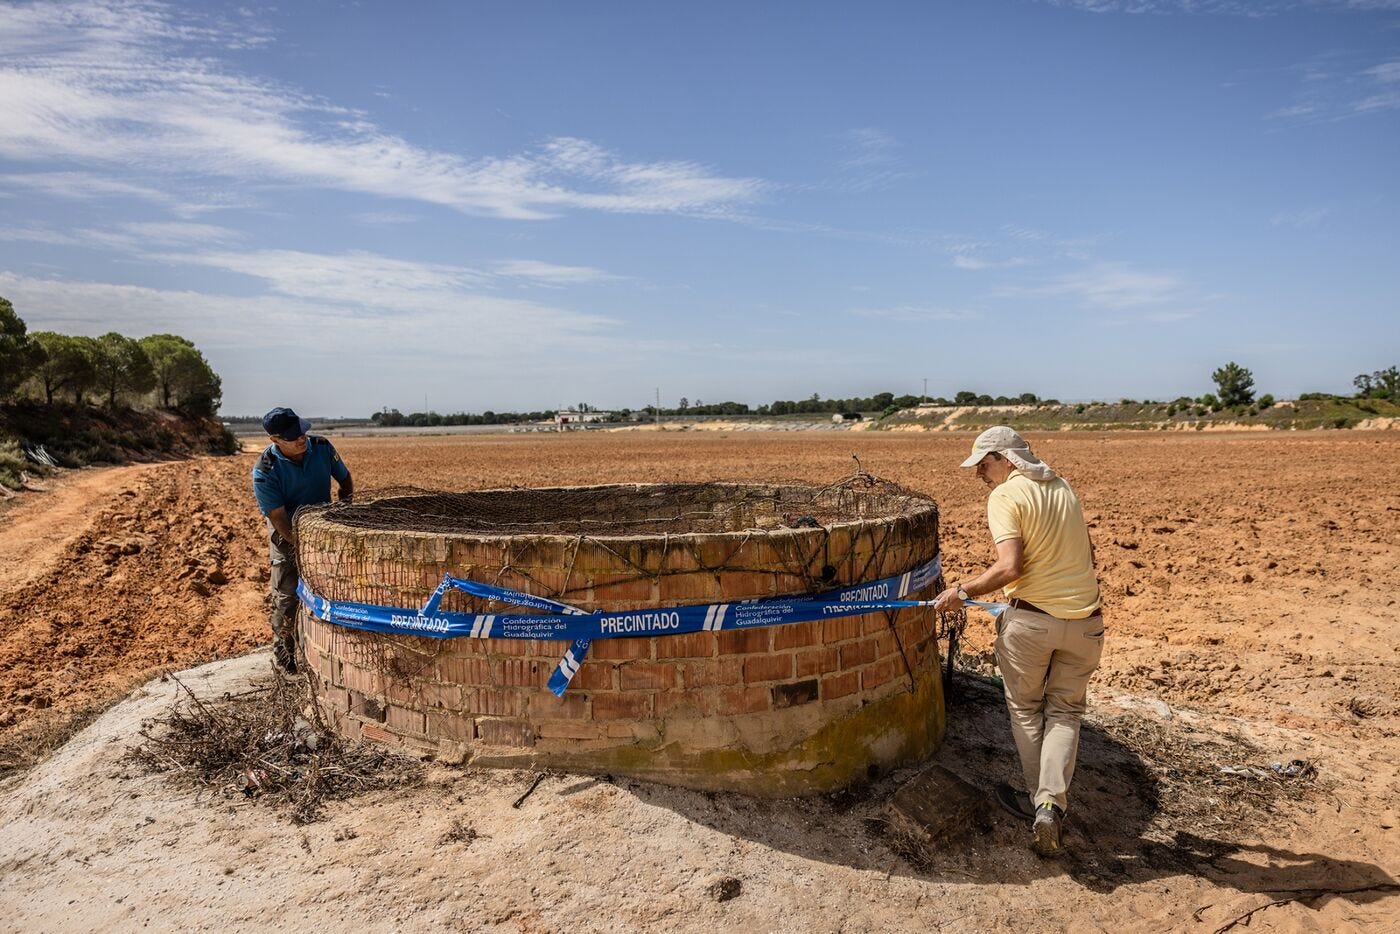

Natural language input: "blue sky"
[1,0,1397,416]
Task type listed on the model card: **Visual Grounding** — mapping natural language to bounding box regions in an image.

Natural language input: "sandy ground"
[1,431,1397,932]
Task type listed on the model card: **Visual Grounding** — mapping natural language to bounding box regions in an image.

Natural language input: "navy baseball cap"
[262,407,311,441]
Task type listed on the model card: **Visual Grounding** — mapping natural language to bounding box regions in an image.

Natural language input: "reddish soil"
[0,430,1397,930]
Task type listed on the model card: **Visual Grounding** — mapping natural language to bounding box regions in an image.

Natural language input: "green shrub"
[1075,403,1086,414]
[213,426,241,455]
[1257,394,1274,409]
[0,439,27,491]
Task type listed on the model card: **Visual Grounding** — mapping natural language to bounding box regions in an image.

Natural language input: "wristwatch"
[956,585,970,601]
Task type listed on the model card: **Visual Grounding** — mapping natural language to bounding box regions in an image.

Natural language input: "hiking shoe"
[273,638,299,675]
[1031,802,1065,857]
[994,783,1036,823]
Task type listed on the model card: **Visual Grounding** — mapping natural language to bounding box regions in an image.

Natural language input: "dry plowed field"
[1,430,1397,931]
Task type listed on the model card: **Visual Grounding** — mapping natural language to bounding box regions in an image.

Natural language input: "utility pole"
[655,387,661,424]
[922,378,928,405]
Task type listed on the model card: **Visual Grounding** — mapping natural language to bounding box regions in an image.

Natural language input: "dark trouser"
[267,522,299,653]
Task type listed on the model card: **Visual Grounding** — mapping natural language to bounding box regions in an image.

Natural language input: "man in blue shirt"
[252,406,353,672]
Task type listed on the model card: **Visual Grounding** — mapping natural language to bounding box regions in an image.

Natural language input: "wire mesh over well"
[300,473,937,538]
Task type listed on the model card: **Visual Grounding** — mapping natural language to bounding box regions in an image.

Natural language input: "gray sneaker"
[1031,802,1064,856]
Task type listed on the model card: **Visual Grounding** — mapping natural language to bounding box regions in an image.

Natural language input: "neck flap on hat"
[1004,448,1057,481]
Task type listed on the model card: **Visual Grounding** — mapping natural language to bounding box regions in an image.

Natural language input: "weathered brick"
[534,691,589,719]
[426,710,475,743]
[570,662,614,691]
[743,653,794,684]
[340,716,363,742]
[821,671,860,700]
[341,662,380,695]
[417,681,462,710]
[620,661,676,691]
[708,685,770,716]
[321,685,350,713]
[592,692,653,720]
[717,628,770,655]
[655,690,707,719]
[361,722,400,746]
[772,679,819,709]
[655,631,717,659]
[862,656,905,691]
[657,572,722,604]
[592,577,657,604]
[349,690,387,723]
[497,658,548,688]
[839,638,879,669]
[682,657,742,689]
[319,652,338,685]
[437,655,493,685]
[795,647,840,678]
[477,718,536,747]
[534,720,603,740]
[823,617,863,643]
[874,630,902,659]
[862,615,891,636]
[386,704,426,736]
[464,687,526,717]
[591,638,653,661]
[480,637,532,657]
[773,620,821,651]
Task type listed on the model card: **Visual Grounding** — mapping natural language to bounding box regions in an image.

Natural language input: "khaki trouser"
[994,606,1105,813]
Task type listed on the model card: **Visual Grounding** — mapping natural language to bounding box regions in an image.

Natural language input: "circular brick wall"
[296,482,946,795]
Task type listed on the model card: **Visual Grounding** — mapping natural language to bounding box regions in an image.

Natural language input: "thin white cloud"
[1270,206,1330,228]
[156,249,495,308]
[841,128,898,169]
[78,221,242,249]
[1003,262,1185,309]
[1266,54,1400,123]
[352,210,421,226]
[0,266,617,354]
[0,171,171,203]
[831,127,913,192]
[953,254,1029,271]
[851,304,979,323]
[0,1,765,221]
[492,260,619,284]
[0,226,83,246]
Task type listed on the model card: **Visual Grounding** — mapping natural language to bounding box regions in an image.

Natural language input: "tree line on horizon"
[0,296,223,416]
[351,361,1397,427]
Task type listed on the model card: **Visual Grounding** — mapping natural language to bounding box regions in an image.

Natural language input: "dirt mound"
[0,456,267,753]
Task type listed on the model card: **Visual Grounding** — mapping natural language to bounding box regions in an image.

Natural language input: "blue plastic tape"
[297,555,954,695]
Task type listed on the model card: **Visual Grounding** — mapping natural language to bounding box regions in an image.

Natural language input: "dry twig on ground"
[1100,712,1321,838]
[127,667,420,824]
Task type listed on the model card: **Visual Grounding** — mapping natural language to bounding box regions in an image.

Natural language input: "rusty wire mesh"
[299,473,936,537]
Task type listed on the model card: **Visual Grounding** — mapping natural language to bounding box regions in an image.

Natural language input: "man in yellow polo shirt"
[934,426,1103,857]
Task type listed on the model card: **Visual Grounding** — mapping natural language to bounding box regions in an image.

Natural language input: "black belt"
[1010,598,1102,620]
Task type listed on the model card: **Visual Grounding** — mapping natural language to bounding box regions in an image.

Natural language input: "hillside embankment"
[0,401,238,493]
[876,397,1400,433]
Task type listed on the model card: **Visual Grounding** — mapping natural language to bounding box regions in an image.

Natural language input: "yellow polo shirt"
[986,470,1100,619]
